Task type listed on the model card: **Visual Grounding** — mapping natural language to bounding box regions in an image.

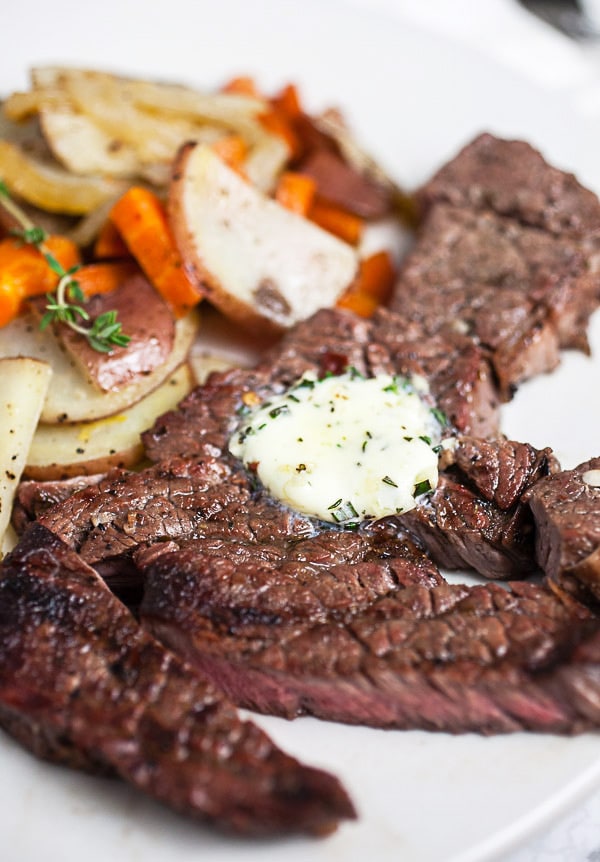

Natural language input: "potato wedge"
[0,139,128,214]
[25,363,194,479]
[39,107,140,178]
[0,309,200,423]
[1,524,18,557]
[0,357,52,551]
[169,143,359,336]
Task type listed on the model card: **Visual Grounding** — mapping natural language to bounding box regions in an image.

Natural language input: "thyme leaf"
[0,181,130,353]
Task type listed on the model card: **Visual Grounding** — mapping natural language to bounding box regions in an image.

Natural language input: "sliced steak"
[391,204,600,398]
[37,456,317,597]
[136,524,443,626]
[143,306,500,467]
[416,132,600,236]
[141,550,600,734]
[400,437,557,578]
[393,134,600,398]
[0,523,355,836]
[11,473,106,535]
[525,457,600,605]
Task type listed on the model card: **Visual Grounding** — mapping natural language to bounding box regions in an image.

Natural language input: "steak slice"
[142,306,500,468]
[135,524,443,626]
[416,132,600,236]
[525,457,600,605]
[0,523,355,836]
[391,204,600,398]
[400,437,558,579]
[37,456,316,569]
[393,134,600,398]
[11,473,106,535]
[141,550,600,734]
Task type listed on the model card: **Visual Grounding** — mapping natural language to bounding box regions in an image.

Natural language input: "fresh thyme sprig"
[0,179,130,353]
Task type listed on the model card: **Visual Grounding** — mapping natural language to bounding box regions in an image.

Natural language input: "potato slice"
[32,68,267,129]
[0,310,200,423]
[39,108,140,178]
[170,143,359,336]
[0,357,52,552]
[25,363,194,479]
[0,139,128,214]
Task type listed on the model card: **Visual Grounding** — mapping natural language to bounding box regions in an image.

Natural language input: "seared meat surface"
[143,306,501,462]
[416,132,600,236]
[0,523,355,836]
[402,437,558,578]
[525,457,600,605]
[141,551,600,733]
[392,135,600,398]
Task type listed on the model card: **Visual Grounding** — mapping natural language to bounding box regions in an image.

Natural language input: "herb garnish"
[269,404,290,419]
[414,479,432,496]
[327,499,359,523]
[430,407,448,427]
[0,180,130,353]
[382,475,398,487]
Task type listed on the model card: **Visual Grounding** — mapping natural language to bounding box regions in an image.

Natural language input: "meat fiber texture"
[402,436,558,579]
[139,540,600,734]
[525,457,600,605]
[32,357,546,588]
[0,523,355,836]
[392,134,600,399]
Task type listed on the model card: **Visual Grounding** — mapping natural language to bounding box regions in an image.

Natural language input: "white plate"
[1,1,600,860]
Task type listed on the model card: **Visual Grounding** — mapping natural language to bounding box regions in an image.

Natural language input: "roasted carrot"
[75,261,139,298]
[355,250,396,303]
[336,288,379,319]
[109,187,202,318]
[0,234,80,327]
[94,219,131,260]
[220,76,261,98]
[336,251,396,319]
[271,83,303,119]
[309,198,364,245]
[275,171,317,216]
[259,109,302,160]
[211,134,248,173]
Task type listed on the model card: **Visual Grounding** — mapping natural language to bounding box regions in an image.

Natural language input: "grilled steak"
[416,132,600,236]
[141,551,600,733]
[525,457,600,605]
[12,474,106,535]
[143,306,500,463]
[37,456,317,591]
[0,523,355,836]
[401,437,557,578]
[392,135,600,398]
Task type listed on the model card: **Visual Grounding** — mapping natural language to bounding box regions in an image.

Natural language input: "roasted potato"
[26,363,194,479]
[169,143,359,336]
[0,357,52,552]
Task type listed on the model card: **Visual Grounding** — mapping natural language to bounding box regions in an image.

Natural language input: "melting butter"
[229,371,445,524]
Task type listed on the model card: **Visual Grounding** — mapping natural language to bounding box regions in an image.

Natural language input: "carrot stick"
[355,250,396,303]
[271,83,303,119]
[93,219,131,260]
[221,76,261,98]
[336,251,396,318]
[336,289,379,319]
[309,198,364,245]
[259,109,302,160]
[275,171,316,216]
[109,187,203,317]
[0,234,80,327]
[75,261,139,298]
